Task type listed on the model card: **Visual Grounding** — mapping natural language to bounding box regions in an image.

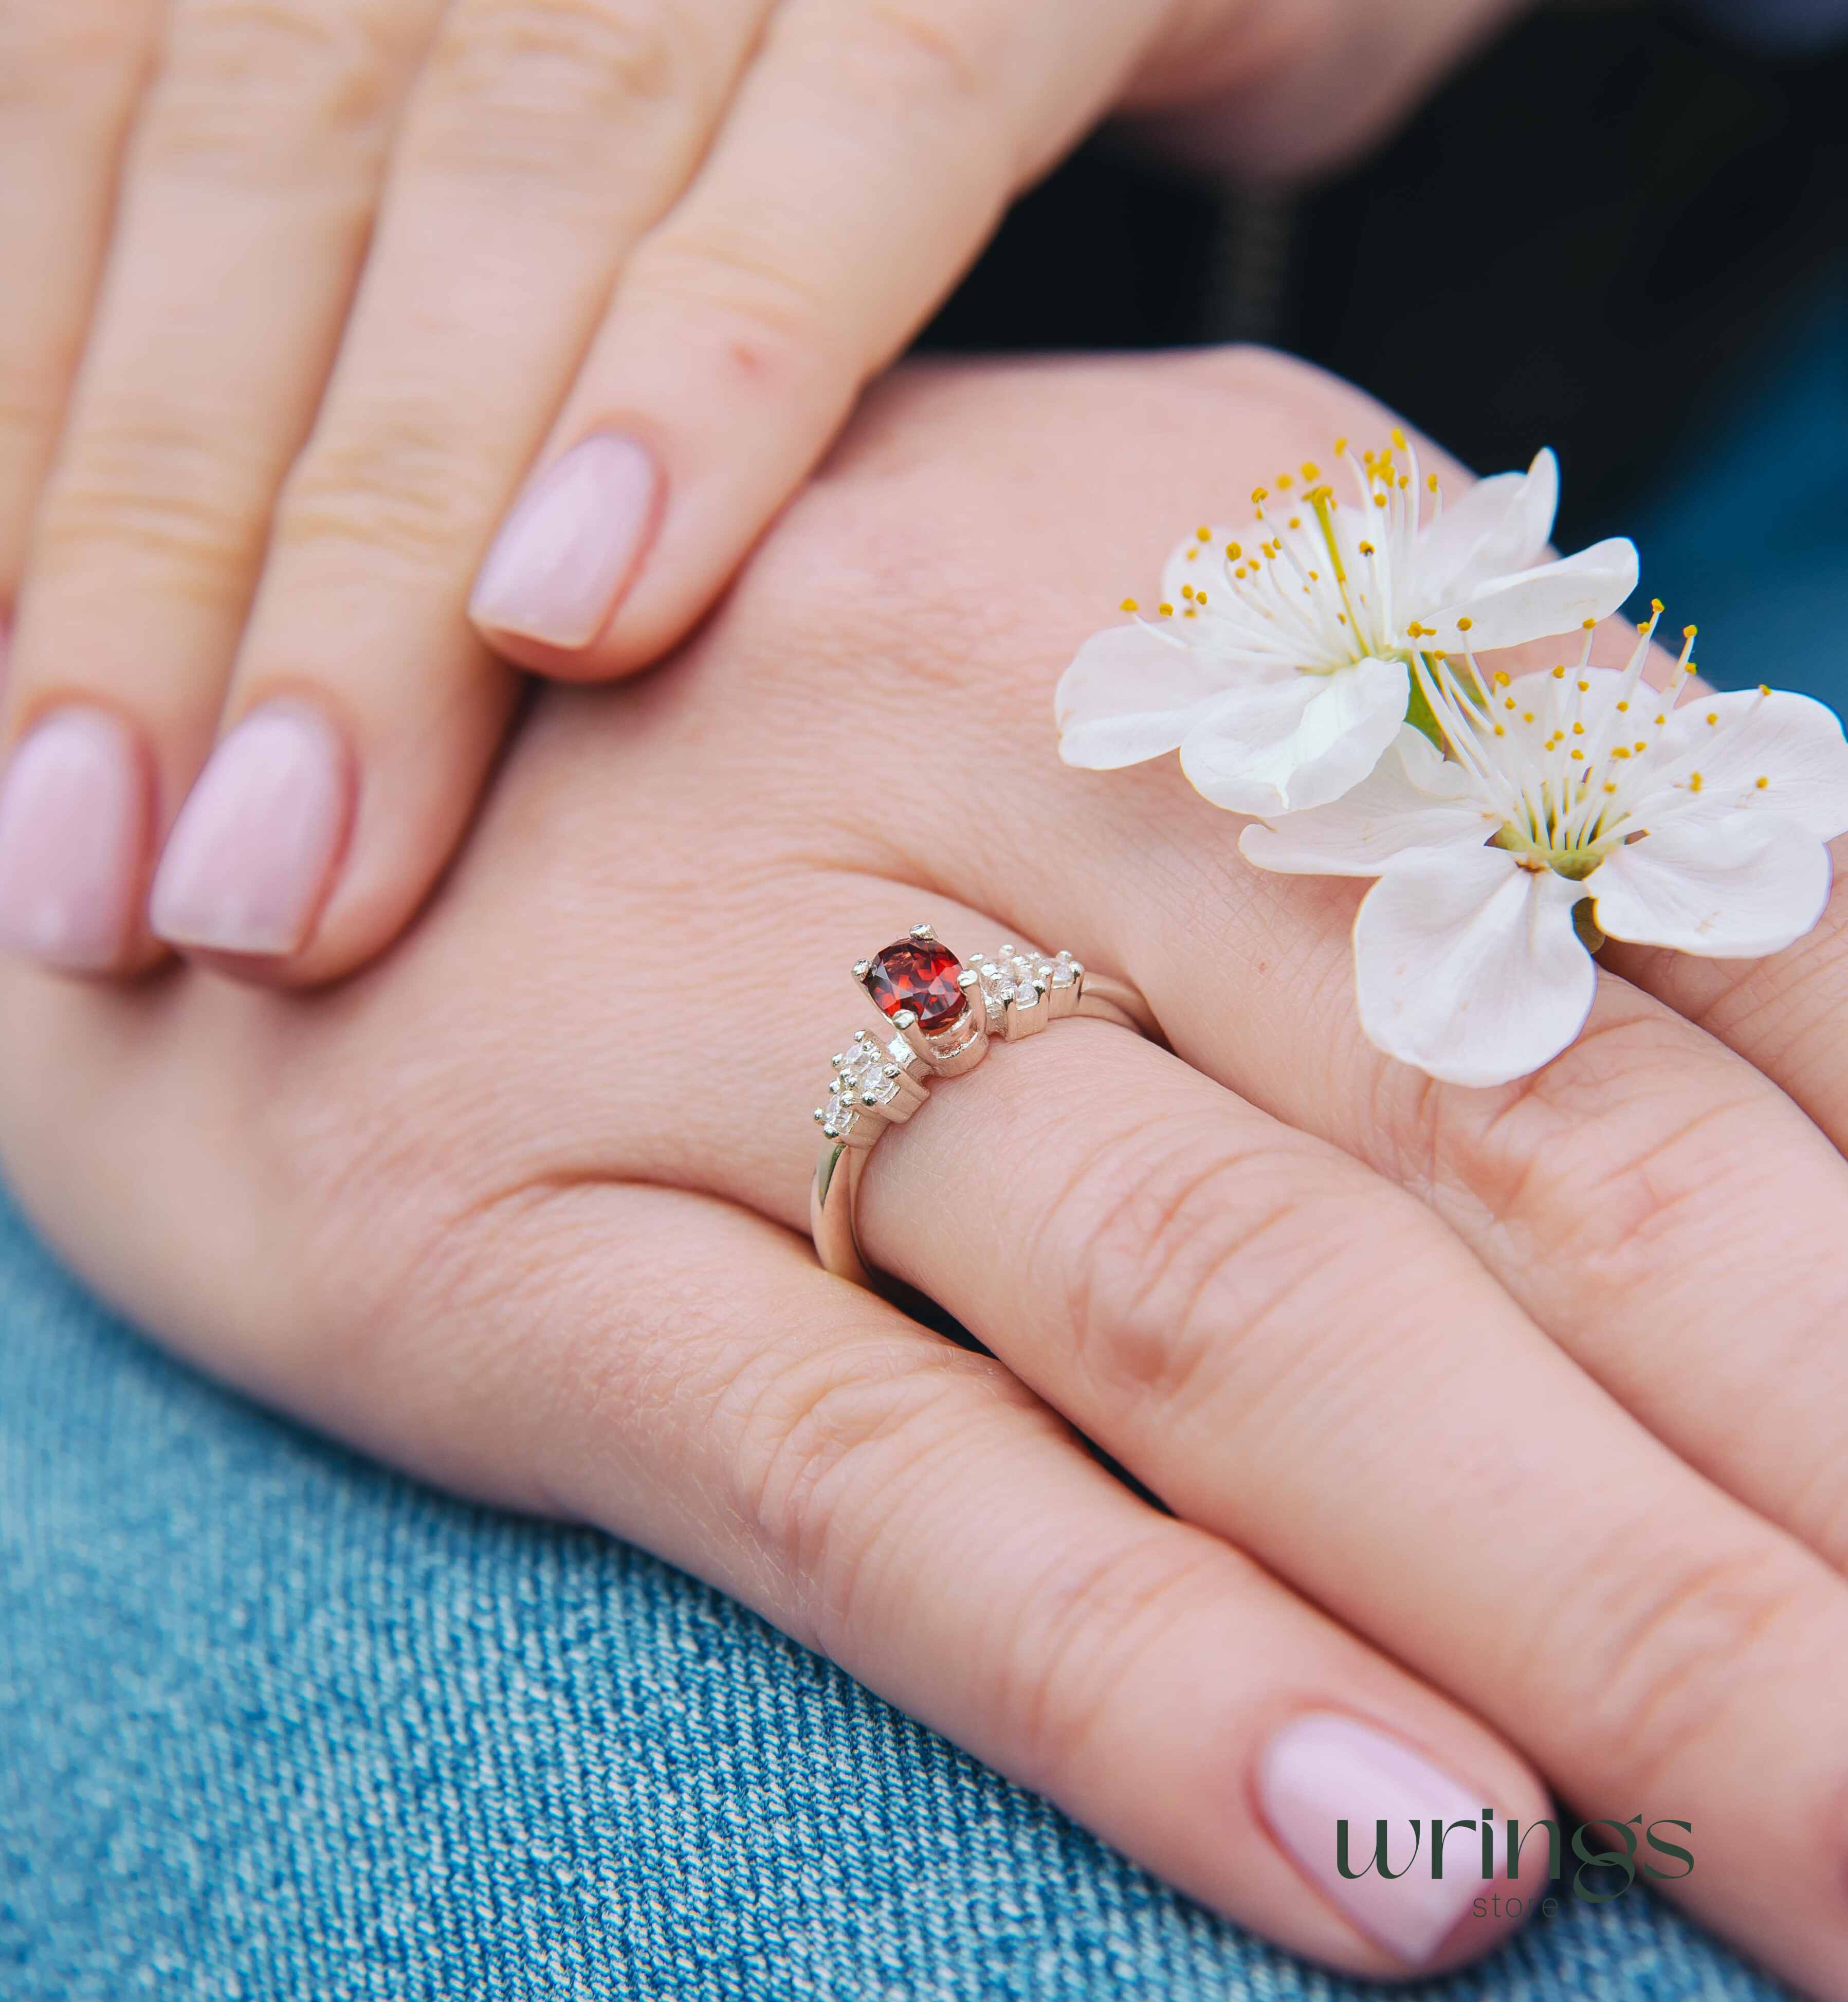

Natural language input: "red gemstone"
[864,936,967,1032]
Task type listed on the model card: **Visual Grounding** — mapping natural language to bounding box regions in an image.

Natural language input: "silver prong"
[890,1010,935,1062]
[813,1107,825,1123]
[1005,980,1049,1041]
[851,959,872,985]
[956,967,994,1050]
[909,921,936,942]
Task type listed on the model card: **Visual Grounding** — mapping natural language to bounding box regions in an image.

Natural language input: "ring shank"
[811,968,1153,1294]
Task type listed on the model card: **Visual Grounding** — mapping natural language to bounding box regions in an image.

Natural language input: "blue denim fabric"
[0,1186,1795,2001]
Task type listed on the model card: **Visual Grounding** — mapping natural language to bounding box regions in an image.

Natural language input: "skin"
[6,350,1848,1991]
[0,0,1528,980]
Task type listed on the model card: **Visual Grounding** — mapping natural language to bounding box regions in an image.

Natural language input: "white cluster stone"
[816,1031,903,1140]
[972,945,1076,1018]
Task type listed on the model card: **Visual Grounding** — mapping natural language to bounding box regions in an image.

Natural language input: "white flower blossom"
[1056,437,1638,815]
[1240,613,1848,1086]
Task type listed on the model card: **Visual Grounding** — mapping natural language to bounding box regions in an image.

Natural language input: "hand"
[8,349,1848,1992]
[0,0,1526,986]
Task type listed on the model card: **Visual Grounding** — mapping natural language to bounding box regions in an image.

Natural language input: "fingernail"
[1258,1712,1492,1967]
[0,707,145,971]
[469,432,660,648]
[150,699,349,957]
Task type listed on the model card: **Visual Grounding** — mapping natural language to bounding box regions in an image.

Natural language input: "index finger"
[468,0,1173,674]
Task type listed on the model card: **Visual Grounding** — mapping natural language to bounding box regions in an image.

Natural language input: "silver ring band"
[809,922,1153,1291]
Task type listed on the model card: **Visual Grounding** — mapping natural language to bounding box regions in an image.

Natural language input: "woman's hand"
[8,350,1848,1992]
[0,0,1524,985]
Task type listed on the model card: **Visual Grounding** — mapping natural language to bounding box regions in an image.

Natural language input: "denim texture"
[0,1182,1797,2002]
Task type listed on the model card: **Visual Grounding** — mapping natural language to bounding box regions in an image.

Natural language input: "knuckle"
[719,1336,1042,1652]
[277,399,500,574]
[143,0,406,181]
[623,226,853,393]
[993,1535,1234,1796]
[1049,1112,1357,1427]
[415,0,692,180]
[33,404,267,606]
[1565,1538,1814,1795]
[0,0,145,113]
[831,0,995,115]
[1387,1012,1754,1276]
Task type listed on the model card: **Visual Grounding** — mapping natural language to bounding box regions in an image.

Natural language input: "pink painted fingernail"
[469,432,660,648]
[1258,1712,1492,1967]
[150,699,350,957]
[0,707,145,971]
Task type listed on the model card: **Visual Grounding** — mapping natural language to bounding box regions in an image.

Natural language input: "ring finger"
[839,974,1848,1998]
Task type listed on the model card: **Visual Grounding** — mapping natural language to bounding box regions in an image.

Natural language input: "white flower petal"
[1161,525,1242,609]
[1416,448,1559,604]
[1179,656,1410,815]
[1055,621,1252,770]
[1239,725,1491,876]
[1590,812,1833,957]
[1636,689,1848,841]
[1355,848,1595,1086]
[1428,537,1639,652]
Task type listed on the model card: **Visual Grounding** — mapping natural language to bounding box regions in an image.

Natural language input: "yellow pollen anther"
[1373,494,1387,508]
[1157,602,1173,616]
[1757,775,1769,789]
[1583,617,1598,631]
[1604,781,1618,793]
[1358,540,1376,556]
[1636,740,1648,752]
[1572,722,1585,735]
[1288,516,1302,529]
[1391,427,1408,449]
[1612,747,1631,759]
[1760,683,1771,697]
[1183,607,1197,617]
[1571,749,1584,760]
[1458,616,1475,632]
[1504,697,1516,711]
[1690,772,1704,792]
[1522,712,1535,723]
[1276,473,1293,488]
[1684,625,1697,640]
[1120,597,1138,613]
[1617,700,1630,712]
[1302,463,1320,481]
[1181,584,1195,601]
[1197,592,1209,606]
[1494,725,1506,736]
[1551,665,1566,680]
[1185,547,1197,561]
[1252,487,1268,503]
[1225,542,1242,560]
[1707,712,1718,725]
[1196,525,1212,541]
[1654,715,1666,725]
[1651,598,1664,614]
[1333,436,1347,454]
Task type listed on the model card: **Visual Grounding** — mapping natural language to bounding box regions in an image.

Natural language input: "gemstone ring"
[810,922,1154,1291]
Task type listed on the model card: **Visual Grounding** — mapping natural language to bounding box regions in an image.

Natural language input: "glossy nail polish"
[1258,1711,1492,1966]
[0,707,145,971]
[468,433,660,649]
[150,699,349,957]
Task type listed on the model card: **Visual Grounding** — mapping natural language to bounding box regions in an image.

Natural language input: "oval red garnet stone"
[864,937,967,1032]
